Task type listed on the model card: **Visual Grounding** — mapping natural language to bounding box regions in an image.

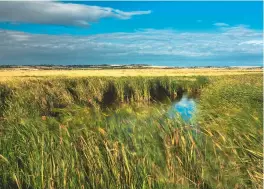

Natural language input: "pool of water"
[168,95,196,122]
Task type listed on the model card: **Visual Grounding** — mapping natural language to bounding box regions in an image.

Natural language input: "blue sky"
[0,1,262,66]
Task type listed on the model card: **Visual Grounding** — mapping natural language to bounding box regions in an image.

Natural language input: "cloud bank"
[0,1,151,27]
[214,22,229,27]
[0,25,262,66]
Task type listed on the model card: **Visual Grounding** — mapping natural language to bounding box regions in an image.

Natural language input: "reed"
[0,74,262,188]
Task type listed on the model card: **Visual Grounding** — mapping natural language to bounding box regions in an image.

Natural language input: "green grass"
[0,74,262,188]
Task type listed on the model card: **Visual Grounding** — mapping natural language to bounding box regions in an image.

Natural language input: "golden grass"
[0,68,262,81]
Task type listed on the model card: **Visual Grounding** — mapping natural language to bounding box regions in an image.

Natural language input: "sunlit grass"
[0,68,262,81]
[0,74,262,188]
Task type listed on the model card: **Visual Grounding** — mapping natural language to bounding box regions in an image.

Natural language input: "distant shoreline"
[0,64,262,70]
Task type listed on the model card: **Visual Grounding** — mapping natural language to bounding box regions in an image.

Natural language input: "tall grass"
[0,74,262,188]
[197,74,263,188]
[0,76,208,117]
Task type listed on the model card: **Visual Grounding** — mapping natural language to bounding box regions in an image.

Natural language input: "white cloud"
[0,1,151,27]
[239,40,263,46]
[7,32,30,41]
[214,22,229,27]
[0,25,262,66]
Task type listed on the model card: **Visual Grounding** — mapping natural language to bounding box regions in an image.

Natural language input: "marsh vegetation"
[0,74,262,188]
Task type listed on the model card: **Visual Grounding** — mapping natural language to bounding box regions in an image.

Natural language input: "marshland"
[0,0,263,188]
[0,69,262,188]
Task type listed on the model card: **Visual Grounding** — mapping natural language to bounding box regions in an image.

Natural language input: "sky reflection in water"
[168,95,196,122]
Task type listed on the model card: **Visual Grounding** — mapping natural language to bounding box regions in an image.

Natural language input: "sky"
[0,1,263,66]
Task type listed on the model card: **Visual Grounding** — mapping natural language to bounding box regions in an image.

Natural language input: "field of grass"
[0,67,262,81]
[0,71,263,188]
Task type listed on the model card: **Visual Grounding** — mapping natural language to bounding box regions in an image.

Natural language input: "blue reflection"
[168,95,196,122]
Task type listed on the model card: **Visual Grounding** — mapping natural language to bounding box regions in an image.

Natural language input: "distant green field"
[0,74,263,188]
